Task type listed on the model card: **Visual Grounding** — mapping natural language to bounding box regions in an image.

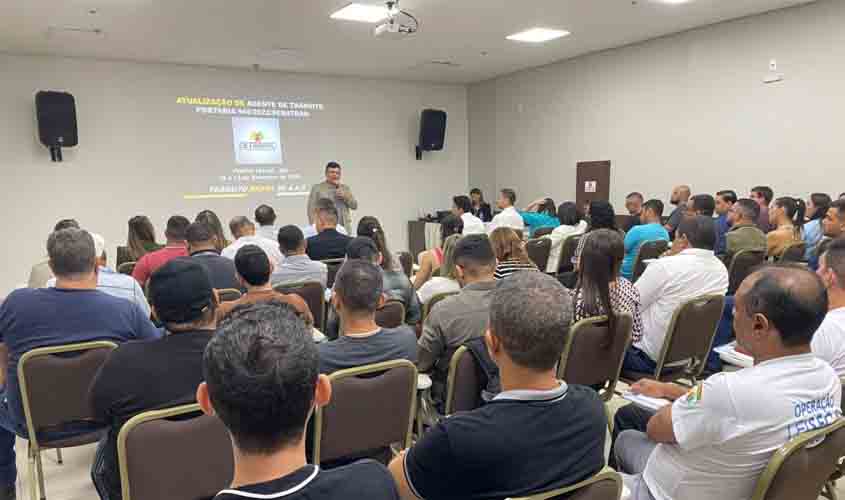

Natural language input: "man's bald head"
[736,264,828,348]
[670,185,692,204]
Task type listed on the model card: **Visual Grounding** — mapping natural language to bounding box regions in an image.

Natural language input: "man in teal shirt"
[622,199,670,280]
[520,197,560,237]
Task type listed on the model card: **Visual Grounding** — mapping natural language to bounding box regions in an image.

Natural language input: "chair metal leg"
[34,450,46,500]
[54,449,62,465]
[27,444,38,500]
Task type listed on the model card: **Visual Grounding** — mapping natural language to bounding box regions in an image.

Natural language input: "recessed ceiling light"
[330,3,390,23]
[506,28,570,43]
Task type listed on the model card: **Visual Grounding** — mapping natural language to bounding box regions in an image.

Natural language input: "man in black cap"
[88,258,219,500]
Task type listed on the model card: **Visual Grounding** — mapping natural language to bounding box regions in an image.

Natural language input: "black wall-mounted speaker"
[416,109,446,160]
[36,91,78,161]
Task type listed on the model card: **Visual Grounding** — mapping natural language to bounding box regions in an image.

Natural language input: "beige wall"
[469,0,845,213]
[0,54,467,294]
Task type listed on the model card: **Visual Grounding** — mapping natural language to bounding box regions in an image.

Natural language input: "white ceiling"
[0,0,816,84]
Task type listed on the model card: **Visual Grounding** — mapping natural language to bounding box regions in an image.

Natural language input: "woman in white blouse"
[544,201,588,273]
[417,234,462,306]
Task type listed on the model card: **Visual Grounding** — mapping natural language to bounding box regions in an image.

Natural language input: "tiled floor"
[12,399,845,500]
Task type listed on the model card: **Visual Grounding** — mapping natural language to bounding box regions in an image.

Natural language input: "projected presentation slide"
[175,95,325,201]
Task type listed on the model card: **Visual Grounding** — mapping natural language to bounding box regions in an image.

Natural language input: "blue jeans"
[623,346,658,374]
[707,295,736,373]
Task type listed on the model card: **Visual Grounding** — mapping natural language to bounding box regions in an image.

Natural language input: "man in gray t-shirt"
[319,259,416,374]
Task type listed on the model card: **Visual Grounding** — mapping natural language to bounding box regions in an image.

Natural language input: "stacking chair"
[533,227,554,238]
[728,249,766,295]
[18,341,118,500]
[397,252,414,279]
[506,469,623,500]
[751,418,845,500]
[421,292,458,324]
[375,300,406,329]
[621,294,725,385]
[557,235,582,274]
[215,288,242,302]
[526,238,552,273]
[557,314,633,402]
[631,240,669,282]
[312,360,417,465]
[273,281,326,330]
[117,262,136,276]
[117,403,233,500]
[322,258,346,288]
[444,346,485,415]
[778,242,807,263]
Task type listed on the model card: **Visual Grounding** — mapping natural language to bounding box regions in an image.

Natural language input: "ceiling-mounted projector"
[374,0,418,39]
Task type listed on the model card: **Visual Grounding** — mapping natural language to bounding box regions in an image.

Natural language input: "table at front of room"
[408,220,442,263]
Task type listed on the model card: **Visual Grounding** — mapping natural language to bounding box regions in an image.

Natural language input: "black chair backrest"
[445,346,485,415]
[632,240,669,282]
[375,301,405,329]
[558,235,582,274]
[728,250,766,295]
[533,227,554,238]
[322,258,345,289]
[558,314,633,401]
[273,281,325,330]
[215,289,242,303]
[117,262,136,276]
[658,294,725,379]
[779,242,807,263]
[526,238,552,273]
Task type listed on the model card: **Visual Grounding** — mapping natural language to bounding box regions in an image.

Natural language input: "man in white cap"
[48,231,151,318]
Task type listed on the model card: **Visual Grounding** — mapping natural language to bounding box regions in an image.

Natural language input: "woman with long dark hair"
[767,197,805,258]
[545,201,587,273]
[118,215,163,265]
[470,188,492,222]
[574,201,620,271]
[414,214,463,289]
[357,216,396,272]
[195,210,229,251]
[572,229,643,343]
[804,193,831,263]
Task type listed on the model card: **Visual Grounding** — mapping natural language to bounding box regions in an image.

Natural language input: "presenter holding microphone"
[307,161,357,232]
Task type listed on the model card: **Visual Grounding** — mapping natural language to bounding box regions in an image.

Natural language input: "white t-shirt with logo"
[812,307,845,377]
[643,353,841,500]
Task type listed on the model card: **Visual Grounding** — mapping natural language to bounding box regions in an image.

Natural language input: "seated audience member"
[272,225,328,287]
[0,229,161,497]
[575,230,643,343]
[417,234,462,307]
[319,259,417,374]
[418,234,497,406]
[47,232,150,318]
[724,198,767,261]
[347,237,421,326]
[470,188,493,222]
[28,218,80,288]
[391,273,606,500]
[519,197,560,237]
[306,199,352,261]
[621,199,670,280]
[217,245,313,325]
[813,238,845,375]
[132,215,190,286]
[301,197,350,240]
[767,197,805,259]
[89,259,219,500]
[624,216,728,373]
[254,204,277,241]
[198,303,399,500]
[452,195,485,235]
[196,210,230,251]
[614,265,841,500]
[574,201,622,271]
[686,194,715,217]
[544,202,587,273]
[488,188,525,233]
[750,185,774,233]
[804,193,832,265]
[490,227,538,279]
[714,190,737,255]
[222,216,283,267]
[414,215,463,289]
[117,215,163,267]
[623,192,645,232]
[823,199,845,239]
[186,222,240,291]
[664,185,691,236]
[358,216,402,273]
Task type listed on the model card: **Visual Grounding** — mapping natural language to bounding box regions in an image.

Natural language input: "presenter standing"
[307,161,357,232]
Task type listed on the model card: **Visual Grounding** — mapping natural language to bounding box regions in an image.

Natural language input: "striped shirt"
[494,259,538,280]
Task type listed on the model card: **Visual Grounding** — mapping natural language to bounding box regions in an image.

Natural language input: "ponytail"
[793,198,806,236]
[357,216,393,271]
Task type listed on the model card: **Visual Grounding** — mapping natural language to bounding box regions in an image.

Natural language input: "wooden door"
[576,161,611,211]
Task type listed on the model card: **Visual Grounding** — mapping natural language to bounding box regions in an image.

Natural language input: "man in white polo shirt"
[814,237,845,376]
[615,265,842,500]
[452,195,485,235]
[488,188,524,233]
[623,215,728,373]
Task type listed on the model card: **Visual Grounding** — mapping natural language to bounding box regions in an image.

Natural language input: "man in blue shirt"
[714,190,737,256]
[622,200,671,280]
[0,228,161,498]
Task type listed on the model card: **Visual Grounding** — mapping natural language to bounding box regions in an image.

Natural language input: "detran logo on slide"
[232,117,283,165]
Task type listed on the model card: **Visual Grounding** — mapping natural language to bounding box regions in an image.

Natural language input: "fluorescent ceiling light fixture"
[330,3,390,23]
[506,28,570,43]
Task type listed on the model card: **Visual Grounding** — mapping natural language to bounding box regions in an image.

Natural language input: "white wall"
[469,0,845,212]
[0,54,467,294]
